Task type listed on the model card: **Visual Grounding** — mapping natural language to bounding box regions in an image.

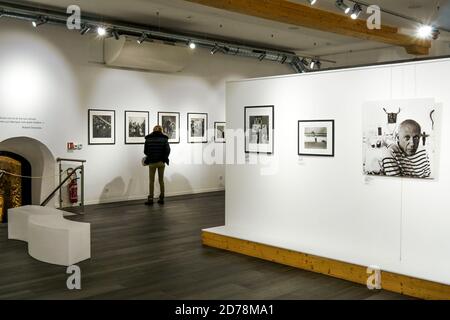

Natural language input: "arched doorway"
[0,152,32,222]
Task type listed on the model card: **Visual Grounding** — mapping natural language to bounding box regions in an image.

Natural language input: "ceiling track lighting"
[307,0,317,5]
[335,0,351,15]
[417,25,440,40]
[0,9,4,18]
[0,2,336,73]
[32,16,47,28]
[111,29,120,40]
[350,4,362,20]
[137,33,148,44]
[97,26,107,37]
[80,25,91,35]
[210,44,220,55]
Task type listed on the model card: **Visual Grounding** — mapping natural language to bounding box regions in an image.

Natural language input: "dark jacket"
[144,131,171,165]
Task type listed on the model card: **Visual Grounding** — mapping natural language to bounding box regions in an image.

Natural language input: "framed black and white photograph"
[245,105,274,154]
[298,120,334,157]
[362,99,438,179]
[88,109,116,145]
[158,112,180,144]
[187,113,208,143]
[214,122,226,143]
[124,111,149,144]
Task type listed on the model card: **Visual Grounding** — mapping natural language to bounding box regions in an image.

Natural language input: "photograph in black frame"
[214,122,226,143]
[88,109,116,145]
[124,110,149,145]
[158,112,180,144]
[298,120,335,157]
[187,113,208,143]
[244,105,274,154]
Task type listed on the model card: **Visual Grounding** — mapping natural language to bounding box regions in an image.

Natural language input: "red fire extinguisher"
[67,168,78,204]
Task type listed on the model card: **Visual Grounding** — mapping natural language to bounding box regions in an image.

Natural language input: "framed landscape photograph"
[245,105,274,154]
[298,120,334,157]
[214,122,226,143]
[124,111,149,144]
[158,112,180,144]
[187,113,208,143]
[88,109,116,145]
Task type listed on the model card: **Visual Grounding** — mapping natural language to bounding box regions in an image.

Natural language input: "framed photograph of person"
[187,113,208,143]
[88,109,116,145]
[362,99,438,179]
[298,120,335,157]
[124,111,149,144]
[158,112,180,144]
[214,122,226,143]
[245,105,274,154]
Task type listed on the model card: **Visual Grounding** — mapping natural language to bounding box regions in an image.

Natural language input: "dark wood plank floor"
[0,192,412,300]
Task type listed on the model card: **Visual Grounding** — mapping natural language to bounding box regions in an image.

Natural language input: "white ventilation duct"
[104,36,193,73]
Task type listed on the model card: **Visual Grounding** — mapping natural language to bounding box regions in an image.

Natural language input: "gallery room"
[1,0,450,304]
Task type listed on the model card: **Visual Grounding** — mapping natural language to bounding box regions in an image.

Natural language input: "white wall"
[0,19,292,205]
[213,57,450,285]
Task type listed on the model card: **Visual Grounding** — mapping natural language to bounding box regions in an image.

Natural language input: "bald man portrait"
[381,119,431,178]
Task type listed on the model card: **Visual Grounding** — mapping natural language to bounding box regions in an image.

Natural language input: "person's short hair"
[399,119,421,132]
[153,125,163,133]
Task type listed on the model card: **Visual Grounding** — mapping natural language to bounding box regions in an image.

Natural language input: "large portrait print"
[158,112,180,144]
[362,99,438,179]
[125,111,149,144]
[187,113,208,143]
[298,120,334,157]
[245,105,274,154]
[88,109,116,145]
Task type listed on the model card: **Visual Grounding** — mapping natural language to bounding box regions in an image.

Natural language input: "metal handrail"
[40,165,83,207]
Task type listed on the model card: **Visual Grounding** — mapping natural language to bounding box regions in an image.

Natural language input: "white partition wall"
[207,57,450,285]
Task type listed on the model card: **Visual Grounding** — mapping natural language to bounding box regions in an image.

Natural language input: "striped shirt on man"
[382,144,431,178]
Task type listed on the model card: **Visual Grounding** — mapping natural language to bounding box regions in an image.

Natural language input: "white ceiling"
[16,0,450,56]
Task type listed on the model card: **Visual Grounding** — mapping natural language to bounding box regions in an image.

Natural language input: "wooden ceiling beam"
[183,0,431,55]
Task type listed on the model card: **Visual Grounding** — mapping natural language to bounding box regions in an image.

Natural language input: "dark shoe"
[157,199,164,205]
[145,199,154,206]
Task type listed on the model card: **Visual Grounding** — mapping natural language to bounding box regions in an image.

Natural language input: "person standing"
[144,125,171,205]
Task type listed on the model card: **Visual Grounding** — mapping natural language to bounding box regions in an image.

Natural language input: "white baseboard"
[84,187,225,206]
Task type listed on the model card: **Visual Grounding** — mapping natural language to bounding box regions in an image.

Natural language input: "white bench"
[8,205,91,266]
[8,206,64,242]
[28,215,91,266]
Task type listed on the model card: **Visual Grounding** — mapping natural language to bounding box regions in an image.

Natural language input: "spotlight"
[335,0,351,15]
[32,17,47,28]
[259,52,266,61]
[310,60,316,69]
[189,41,196,49]
[112,29,120,40]
[417,25,440,40]
[350,4,362,20]
[0,10,4,18]
[280,55,287,64]
[210,45,220,55]
[137,33,148,44]
[97,26,107,37]
[307,0,317,5]
[80,25,91,35]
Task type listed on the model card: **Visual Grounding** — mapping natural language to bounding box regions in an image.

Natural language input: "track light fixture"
[350,4,362,20]
[97,26,107,37]
[417,25,440,40]
[188,41,196,49]
[137,33,148,44]
[210,44,220,55]
[80,25,91,35]
[335,0,351,15]
[111,29,120,40]
[307,0,317,5]
[32,16,47,28]
[0,9,4,18]
[280,55,287,64]
[259,52,266,61]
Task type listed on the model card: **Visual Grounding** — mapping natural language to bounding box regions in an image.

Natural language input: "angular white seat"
[28,215,91,266]
[8,205,64,242]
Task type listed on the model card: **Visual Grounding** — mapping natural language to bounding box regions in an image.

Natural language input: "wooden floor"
[0,192,412,300]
